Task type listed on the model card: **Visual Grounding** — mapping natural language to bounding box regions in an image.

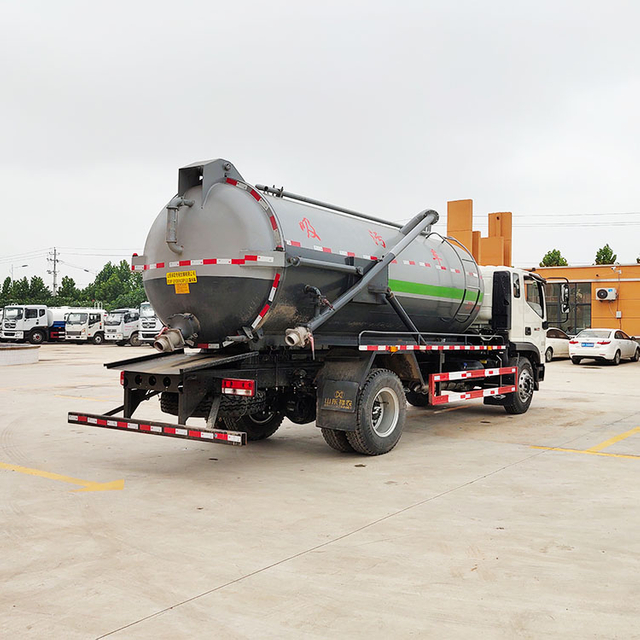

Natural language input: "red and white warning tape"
[431,385,517,405]
[432,366,516,382]
[358,344,506,352]
[132,254,275,271]
[68,413,246,445]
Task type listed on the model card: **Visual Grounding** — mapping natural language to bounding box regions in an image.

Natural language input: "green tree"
[12,277,29,301]
[81,260,144,309]
[27,276,52,304]
[57,276,80,301]
[540,249,568,267]
[0,277,12,305]
[595,244,617,265]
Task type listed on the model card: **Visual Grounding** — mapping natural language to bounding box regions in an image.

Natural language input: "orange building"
[531,264,640,338]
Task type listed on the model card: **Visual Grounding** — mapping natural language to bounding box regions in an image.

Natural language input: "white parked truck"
[139,301,164,344]
[1,305,66,344]
[64,308,108,344]
[104,308,141,346]
[70,158,555,456]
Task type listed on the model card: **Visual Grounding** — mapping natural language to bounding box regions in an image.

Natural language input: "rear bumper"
[68,411,246,445]
[570,347,614,360]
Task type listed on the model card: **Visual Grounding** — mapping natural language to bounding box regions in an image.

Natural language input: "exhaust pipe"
[154,328,185,353]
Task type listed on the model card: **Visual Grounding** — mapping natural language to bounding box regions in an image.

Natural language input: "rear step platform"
[68,412,247,445]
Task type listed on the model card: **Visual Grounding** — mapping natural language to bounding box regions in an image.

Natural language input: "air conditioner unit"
[596,287,617,301]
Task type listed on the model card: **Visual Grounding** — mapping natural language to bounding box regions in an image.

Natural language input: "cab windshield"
[140,303,155,318]
[67,313,88,324]
[105,314,123,326]
[5,307,23,319]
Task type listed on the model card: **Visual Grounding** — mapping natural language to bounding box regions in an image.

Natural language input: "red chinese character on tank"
[431,249,444,267]
[369,230,386,248]
[299,218,321,241]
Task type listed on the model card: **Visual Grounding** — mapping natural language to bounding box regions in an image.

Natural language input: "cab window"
[525,279,544,318]
[512,274,521,298]
[25,309,38,319]
[39,309,45,317]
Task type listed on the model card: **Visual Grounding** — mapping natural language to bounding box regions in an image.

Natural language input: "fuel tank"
[135,159,483,346]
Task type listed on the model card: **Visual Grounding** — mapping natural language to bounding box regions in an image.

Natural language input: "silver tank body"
[138,160,484,345]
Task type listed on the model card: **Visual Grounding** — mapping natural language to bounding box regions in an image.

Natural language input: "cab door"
[521,275,546,357]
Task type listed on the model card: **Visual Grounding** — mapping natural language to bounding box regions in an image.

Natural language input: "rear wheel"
[545,347,553,363]
[321,428,355,453]
[129,332,141,347]
[29,330,45,344]
[92,332,104,345]
[504,357,534,415]
[571,357,582,365]
[346,369,405,456]
[224,410,284,441]
[611,350,621,366]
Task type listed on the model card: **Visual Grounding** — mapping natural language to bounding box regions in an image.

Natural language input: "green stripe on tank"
[389,279,465,300]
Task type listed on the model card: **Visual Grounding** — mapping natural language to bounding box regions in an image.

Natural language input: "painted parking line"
[532,425,640,460]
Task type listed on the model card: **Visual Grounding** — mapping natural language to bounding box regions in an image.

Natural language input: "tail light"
[221,378,255,397]
[120,371,125,386]
[597,340,611,345]
[569,340,578,344]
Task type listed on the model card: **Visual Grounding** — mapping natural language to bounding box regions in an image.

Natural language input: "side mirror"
[561,284,570,314]
[542,321,549,330]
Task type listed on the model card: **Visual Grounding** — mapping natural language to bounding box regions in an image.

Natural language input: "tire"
[503,357,534,415]
[631,349,640,363]
[405,389,429,407]
[129,332,141,347]
[92,332,104,345]
[321,428,355,453]
[545,347,553,363]
[28,330,45,345]
[346,369,406,456]
[571,357,582,365]
[611,350,621,366]
[159,391,267,419]
[224,411,284,441]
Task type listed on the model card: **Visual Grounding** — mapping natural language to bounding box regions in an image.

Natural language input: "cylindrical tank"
[138,160,483,345]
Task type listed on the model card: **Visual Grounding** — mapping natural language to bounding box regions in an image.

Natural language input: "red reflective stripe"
[117,421,127,428]
[164,427,176,435]
[78,415,88,422]
[289,240,301,247]
[97,419,107,426]
[250,189,261,201]
[203,258,217,265]
[231,259,245,265]
[273,273,281,287]
[188,430,201,438]
[130,265,135,271]
[216,433,228,441]
[409,260,416,265]
[178,260,190,267]
[156,262,165,268]
[140,424,151,431]
[258,304,270,318]
[226,178,238,185]
[322,247,331,253]
[269,215,278,230]
[244,255,258,261]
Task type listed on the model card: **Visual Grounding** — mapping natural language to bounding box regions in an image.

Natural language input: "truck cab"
[105,308,141,346]
[65,309,108,344]
[1,305,52,344]
[139,301,164,345]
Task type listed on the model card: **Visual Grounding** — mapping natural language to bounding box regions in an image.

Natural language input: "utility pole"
[47,247,59,295]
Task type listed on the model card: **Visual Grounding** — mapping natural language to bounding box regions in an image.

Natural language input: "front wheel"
[129,332,141,347]
[504,357,534,415]
[92,332,104,345]
[346,369,406,456]
[545,347,553,363]
[631,349,640,363]
[224,410,284,441]
[29,330,45,345]
[571,357,582,365]
[611,350,621,366]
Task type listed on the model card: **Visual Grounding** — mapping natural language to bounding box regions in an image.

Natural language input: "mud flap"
[315,349,375,431]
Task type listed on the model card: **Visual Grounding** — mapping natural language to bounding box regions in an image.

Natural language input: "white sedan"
[569,329,640,365]
[545,327,571,362]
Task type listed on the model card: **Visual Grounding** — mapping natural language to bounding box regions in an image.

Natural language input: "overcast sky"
[1,0,639,288]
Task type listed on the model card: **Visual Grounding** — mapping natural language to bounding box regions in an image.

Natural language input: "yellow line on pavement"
[530,446,640,460]
[0,461,124,492]
[586,426,640,453]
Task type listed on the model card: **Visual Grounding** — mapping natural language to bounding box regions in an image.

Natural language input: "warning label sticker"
[174,282,190,294]
[166,270,197,285]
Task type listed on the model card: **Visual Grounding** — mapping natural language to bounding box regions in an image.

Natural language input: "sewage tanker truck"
[69,158,548,455]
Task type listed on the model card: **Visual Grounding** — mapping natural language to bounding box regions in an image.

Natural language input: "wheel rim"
[248,411,276,425]
[518,368,534,402]
[33,333,43,344]
[371,387,400,437]
[615,351,620,364]
[546,348,552,362]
